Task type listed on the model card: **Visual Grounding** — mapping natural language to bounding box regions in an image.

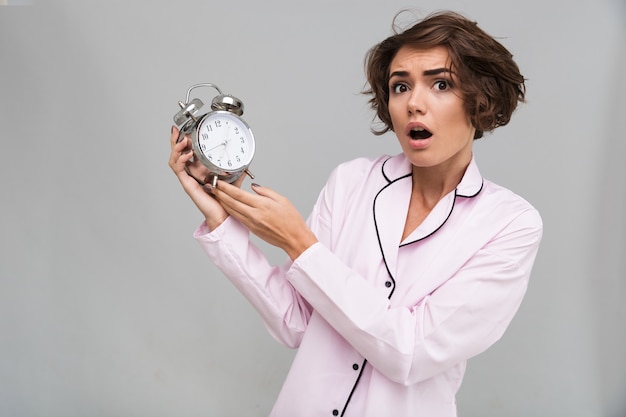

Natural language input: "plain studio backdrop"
[1,0,624,416]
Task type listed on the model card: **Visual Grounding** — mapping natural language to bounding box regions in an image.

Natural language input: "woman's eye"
[434,80,449,91]
[392,83,408,94]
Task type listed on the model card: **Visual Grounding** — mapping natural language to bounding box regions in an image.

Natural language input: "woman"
[169,10,542,417]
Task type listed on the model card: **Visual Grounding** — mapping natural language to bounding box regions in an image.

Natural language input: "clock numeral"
[201,143,206,151]
[234,127,239,134]
[227,160,233,167]
[206,125,213,132]
[236,155,241,163]
[215,120,222,128]
[240,146,245,154]
[201,133,208,140]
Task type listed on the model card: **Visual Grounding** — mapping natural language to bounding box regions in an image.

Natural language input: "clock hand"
[222,123,232,144]
[206,141,227,152]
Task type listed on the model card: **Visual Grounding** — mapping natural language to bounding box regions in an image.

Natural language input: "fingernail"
[171,125,175,134]
[251,183,261,188]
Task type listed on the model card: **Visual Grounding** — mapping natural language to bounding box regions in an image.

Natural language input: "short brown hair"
[363,10,526,139]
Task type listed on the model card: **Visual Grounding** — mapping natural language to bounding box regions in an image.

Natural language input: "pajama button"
[332,409,339,416]
[385,281,392,288]
[352,363,359,371]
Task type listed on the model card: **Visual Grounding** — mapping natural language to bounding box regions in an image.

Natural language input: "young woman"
[169,10,543,417]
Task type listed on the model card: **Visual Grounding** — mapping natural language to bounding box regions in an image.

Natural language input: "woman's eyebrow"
[389,68,453,79]
[389,70,410,79]
[423,67,453,76]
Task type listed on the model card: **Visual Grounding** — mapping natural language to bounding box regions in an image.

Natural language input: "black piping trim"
[339,359,368,416]
[398,191,457,247]
[456,178,484,199]
[381,157,393,183]
[372,172,412,299]
[399,178,484,247]
[338,161,405,416]
[337,164,484,416]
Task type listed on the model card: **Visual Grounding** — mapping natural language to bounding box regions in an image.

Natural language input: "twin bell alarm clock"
[174,83,255,188]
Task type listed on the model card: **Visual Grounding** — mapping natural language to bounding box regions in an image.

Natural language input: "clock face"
[197,111,254,171]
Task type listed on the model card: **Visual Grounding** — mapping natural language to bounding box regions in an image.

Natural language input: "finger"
[211,187,250,223]
[169,136,191,161]
[169,147,194,177]
[170,125,180,147]
[177,149,194,167]
[210,182,262,222]
[172,137,190,155]
[213,180,265,209]
[211,180,248,206]
[250,183,282,201]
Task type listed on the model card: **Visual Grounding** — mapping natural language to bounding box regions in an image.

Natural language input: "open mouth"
[410,126,433,140]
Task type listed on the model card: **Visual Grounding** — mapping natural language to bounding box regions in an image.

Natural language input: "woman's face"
[388,45,476,171]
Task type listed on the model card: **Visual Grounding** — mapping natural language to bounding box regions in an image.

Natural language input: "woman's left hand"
[209,181,318,260]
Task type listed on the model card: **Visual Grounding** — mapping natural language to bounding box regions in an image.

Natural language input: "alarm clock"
[174,83,255,188]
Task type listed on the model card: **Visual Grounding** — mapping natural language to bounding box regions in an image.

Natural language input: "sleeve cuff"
[193,216,237,242]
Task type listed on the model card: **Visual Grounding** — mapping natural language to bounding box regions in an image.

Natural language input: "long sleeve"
[286,208,542,384]
[281,155,542,384]
[194,218,312,348]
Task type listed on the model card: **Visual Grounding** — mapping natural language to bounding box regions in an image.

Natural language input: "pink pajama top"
[194,154,543,417]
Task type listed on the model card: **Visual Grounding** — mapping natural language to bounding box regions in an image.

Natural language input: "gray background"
[1,0,625,416]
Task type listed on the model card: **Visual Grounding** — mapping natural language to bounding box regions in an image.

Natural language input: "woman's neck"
[401,154,471,241]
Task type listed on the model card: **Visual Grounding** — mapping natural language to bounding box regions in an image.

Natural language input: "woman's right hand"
[168,125,233,231]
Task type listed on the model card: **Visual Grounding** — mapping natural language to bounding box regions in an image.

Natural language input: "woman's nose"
[407,88,426,115]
